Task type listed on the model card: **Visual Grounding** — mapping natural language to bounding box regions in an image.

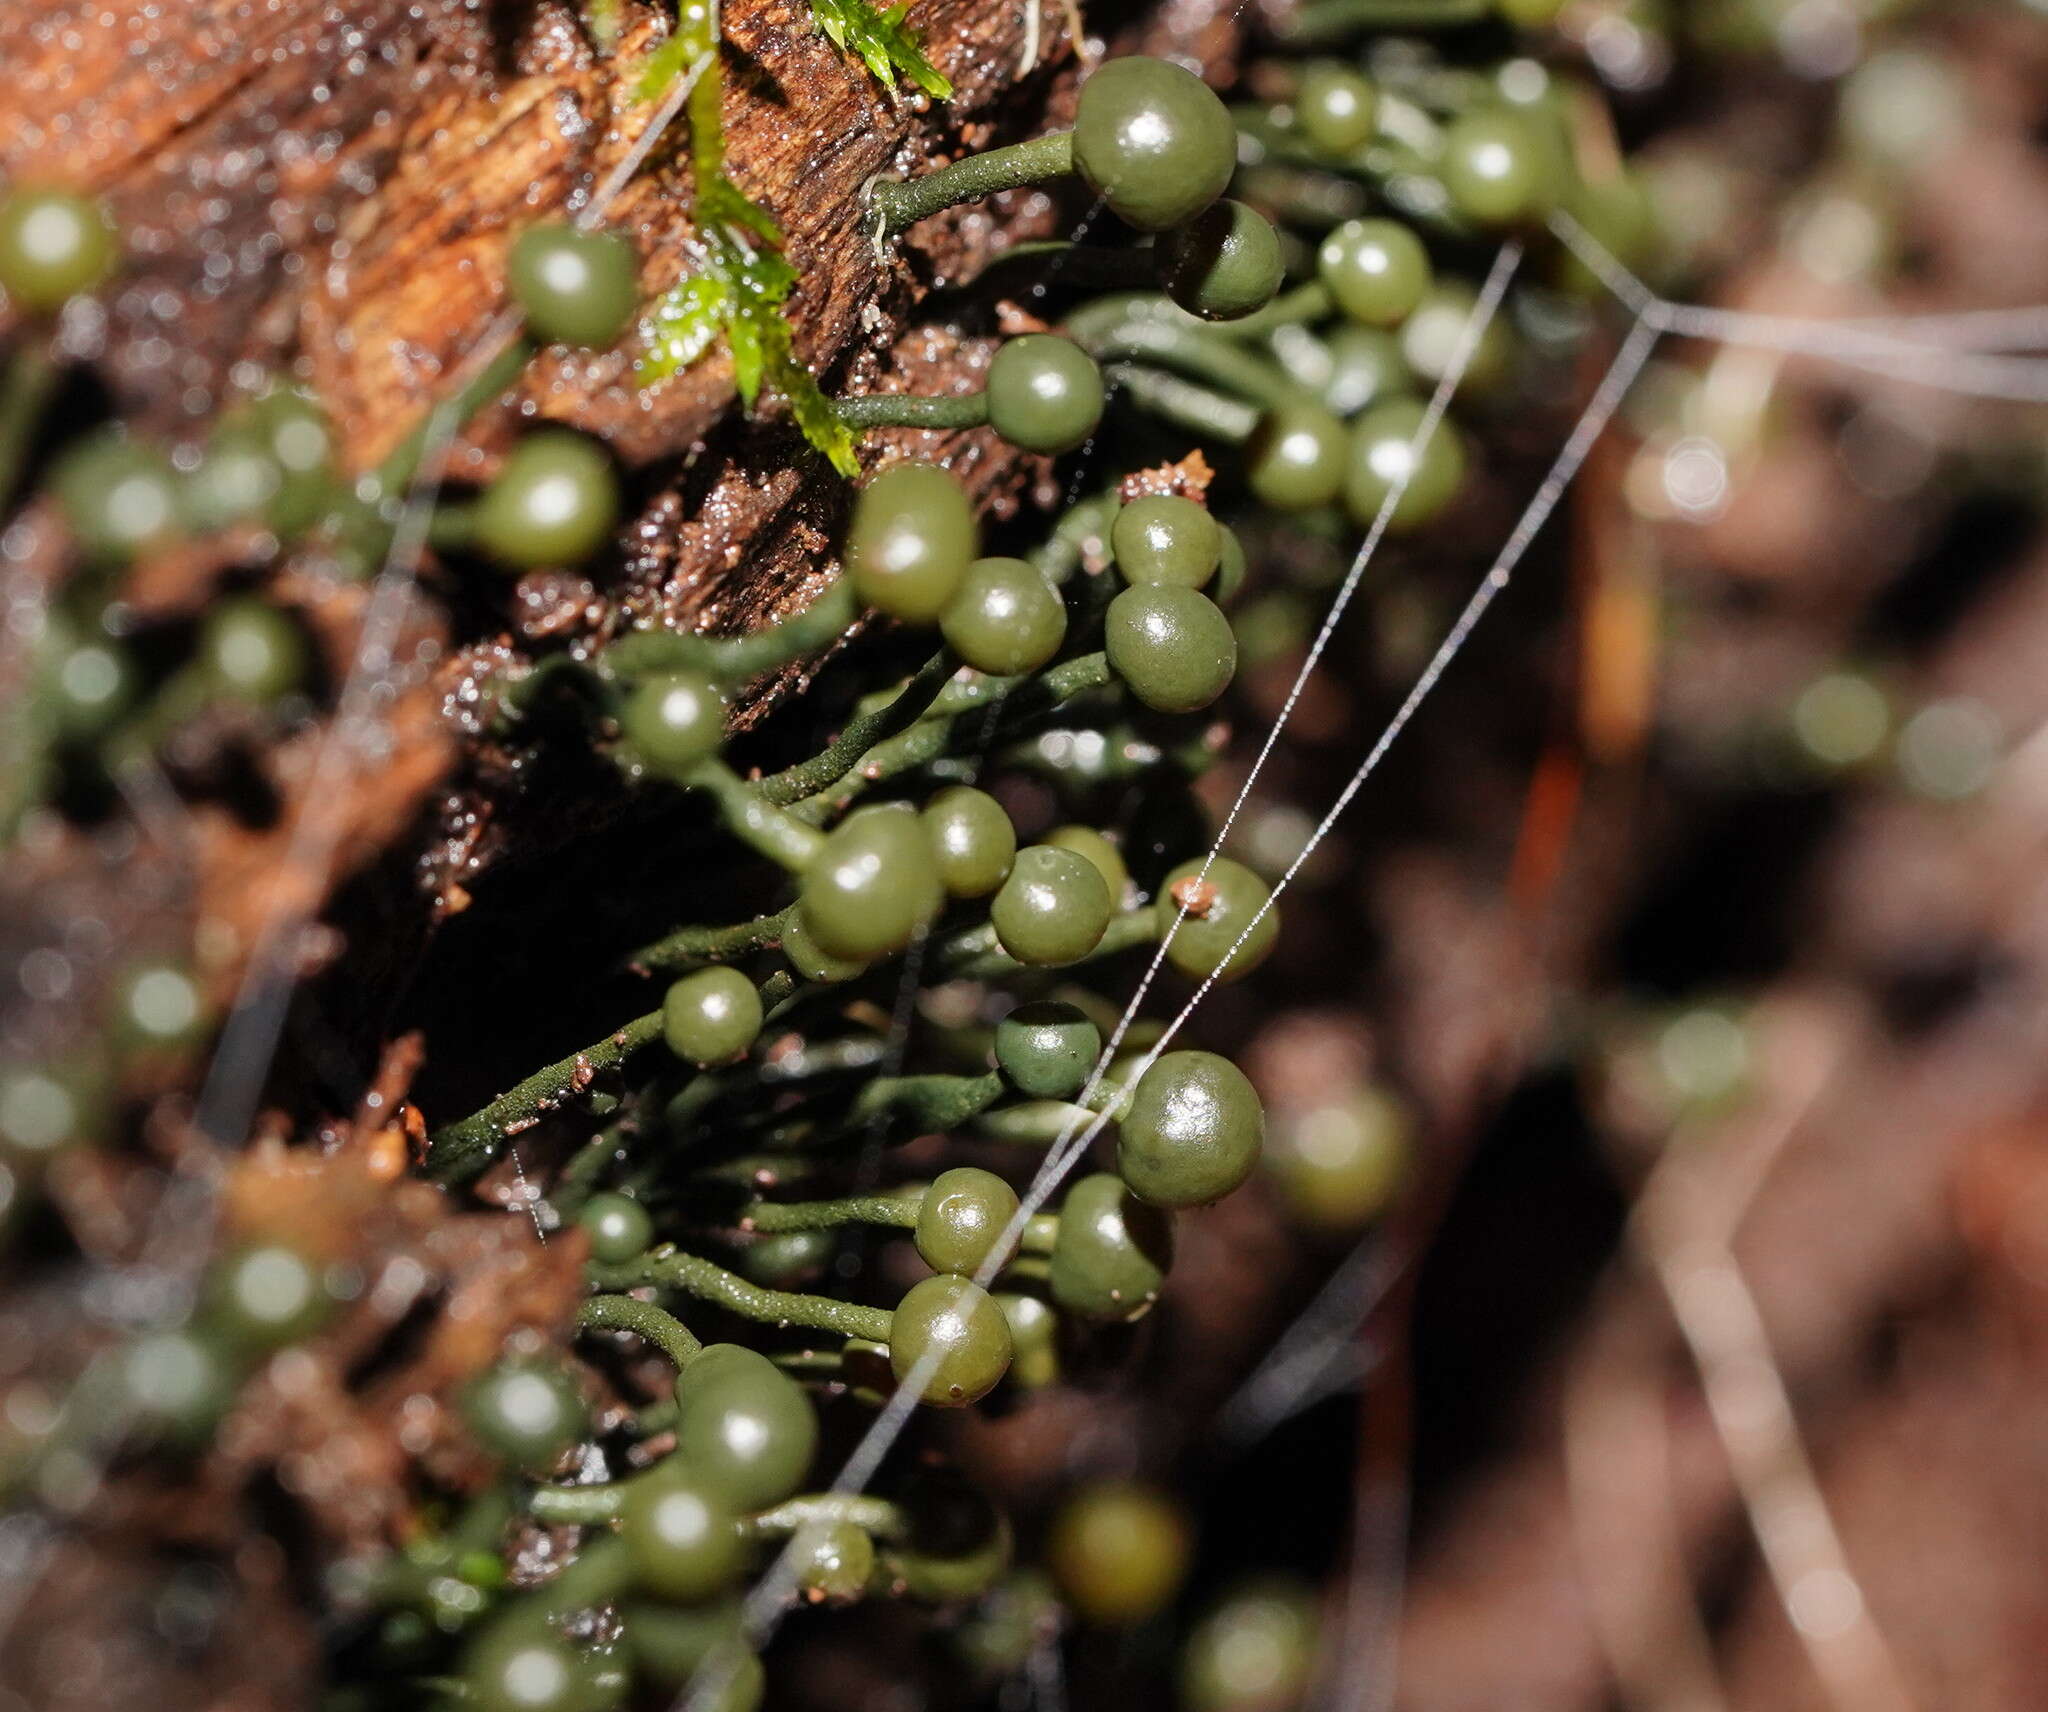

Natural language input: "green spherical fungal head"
[1212,525,1248,607]
[252,390,340,537]
[1046,1482,1191,1626]
[888,1274,1012,1406]
[0,1063,99,1161]
[915,1166,1021,1276]
[121,1328,234,1441]
[1440,107,1554,228]
[1265,1086,1410,1232]
[920,785,1017,898]
[48,634,134,739]
[464,1361,584,1470]
[1399,280,1516,397]
[1111,493,1221,589]
[207,1243,331,1350]
[1048,1171,1174,1322]
[846,461,978,623]
[509,221,640,348]
[1073,56,1237,233]
[201,597,308,702]
[622,669,725,774]
[995,999,1102,1100]
[1343,397,1467,535]
[620,1470,745,1602]
[1179,1577,1320,1712]
[789,1518,875,1603]
[985,334,1104,455]
[1244,403,1347,511]
[781,911,869,985]
[995,1293,1060,1389]
[0,186,117,314]
[474,429,620,569]
[740,1225,836,1286]
[1155,199,1284,322]
[940,556,1067,676]
[52,432,182,565]
[1117,1049,1264,1208]
[1317,217,1431,328]
[577,1191,654,1264]
[184,428,284,534]
[1322,324,1411,416]
[990,844,1114,967]
[1041,823,1130,906]
[462,1625,603,1712]
[663,967,764,1067]
[1105,584,1237,714]
[674,1342,818,1511]
[110,959,207,1054]
[1161,855,1278,983]
[798,803,945,962]
[1296,63,1379,155]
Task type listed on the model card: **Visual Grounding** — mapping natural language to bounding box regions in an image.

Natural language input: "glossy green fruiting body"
[995,1000,1102,1099]
[620,1472,745,1601]
[1399,280,1516,395]
[578,1192,654,1263]
[509,222,640,348]
[48,633,133,738]
[846,461,978,622]
[623,670,725,773]
[1105,584,1237,714]
[782,912,869,984]
[990,844,1114,966]
[122,1329,233,1441]
[1322,324,1411,416]
[1072,57,1237,232]
[674,1343,818,1510]
[1264,1087,1409,1231]
[664,967,764,1066]
[915,1166,1021,1275]
[110,960,207,1053]
[0,187,117,313]
[464,1362,584,1470]
[1155,200,1285,322]
[985,334,1104,454]
[208,1243,331,1350]
[1317,218,1431,327]
[1162,856,1278,982]
[1117,1049,1265,1207]
[1211,526,1248,606]
[462,1626,602,1712]
[889,1274,1012,1405]
[1042,824,1130,905]
[1112,493,1221,588]
[0,1064,97,1160]
[1046,1482,1191,1625]
[1344,397,1468,533]
[799,804,945,961]
[1440,106,1554,227]
[921,785,1017,897]
[201,598,308,702]
[1296,64,1378,154]
[474,430,620,569]
[1245,403,1348,511]
[1049,1172,1174,1321]
[940,556,1067,676]
[996,1293,1060,1389]
[790,1520,876,1603]
[1180,1578,1320,1712]
[52,433,182,564]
